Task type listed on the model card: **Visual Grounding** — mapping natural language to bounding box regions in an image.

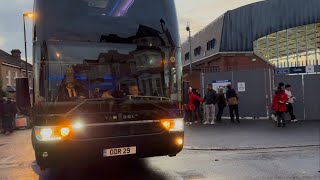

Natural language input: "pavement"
[184,120,320,150]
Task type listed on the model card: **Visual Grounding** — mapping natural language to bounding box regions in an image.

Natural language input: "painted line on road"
[0,155,14,164]
[184,144,320,151]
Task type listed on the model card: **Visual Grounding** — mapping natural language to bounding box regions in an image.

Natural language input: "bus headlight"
[161,118,184,132]
[35,126,70,142]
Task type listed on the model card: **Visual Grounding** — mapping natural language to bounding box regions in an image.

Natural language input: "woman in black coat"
[216,88,227,123]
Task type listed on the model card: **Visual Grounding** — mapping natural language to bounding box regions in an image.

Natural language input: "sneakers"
[186,122,192,125]
[210,121,215,125]
[291,119,298,122]
[271,114,277,122]
[203,121,210,125]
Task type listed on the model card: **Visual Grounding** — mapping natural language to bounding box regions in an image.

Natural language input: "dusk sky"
[0,0,262,61]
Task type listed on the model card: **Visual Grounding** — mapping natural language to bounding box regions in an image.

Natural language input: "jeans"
[192,107,201,122]
[229,105,240,122]
[276,111,286,126]
[205,104,216,122]
[216,105,225,122]
[184,110,192,123]
[286,103,296,120]
[3,116,14,132]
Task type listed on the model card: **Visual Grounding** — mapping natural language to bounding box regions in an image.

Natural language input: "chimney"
[11,49,21,59]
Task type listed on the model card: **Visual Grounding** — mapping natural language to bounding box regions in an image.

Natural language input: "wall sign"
[237,82,246,92]
[290,67,306,74]
[275,68,289,75]
[212,80,231,92]
[306,66,314,73]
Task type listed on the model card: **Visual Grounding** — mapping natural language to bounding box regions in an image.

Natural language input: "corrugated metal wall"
[220,0,320,52]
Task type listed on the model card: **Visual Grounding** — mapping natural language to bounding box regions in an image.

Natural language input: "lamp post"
[186,22,192,74]
[23,12,33,77]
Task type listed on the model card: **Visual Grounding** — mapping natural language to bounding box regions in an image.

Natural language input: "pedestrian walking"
[216,88,227,123]
[192,88,202,123]
[285,84,297,122]
[196,89,204,123]
[272,83,288,127]
[186,87,203,125]
[226,84,240,123]
[2,98,18,134]
[203,84,217,125]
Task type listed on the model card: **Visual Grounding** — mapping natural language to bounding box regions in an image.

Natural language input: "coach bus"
[31,0,183,170]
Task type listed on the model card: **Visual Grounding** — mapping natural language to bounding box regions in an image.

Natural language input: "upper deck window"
[35,0,179,47]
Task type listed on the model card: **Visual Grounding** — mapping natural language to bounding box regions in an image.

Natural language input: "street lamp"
[186,22,192,74]
[23,12,34,77]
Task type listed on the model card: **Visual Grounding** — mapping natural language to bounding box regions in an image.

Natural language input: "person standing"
[285,84,297,122]
[216,88,227,123]
[226,84,240,123]
[0,97,5,133]
[186,87,203,125]
[203,84,217,125]
[192,88,202,123]
[196,89,204,123]
[272,83,288,127]
[2,98,18,134]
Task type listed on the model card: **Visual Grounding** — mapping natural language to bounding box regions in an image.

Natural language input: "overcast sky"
[0,0,262,60]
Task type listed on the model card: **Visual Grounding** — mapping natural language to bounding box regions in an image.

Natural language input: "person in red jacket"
[272,83,289,127]
[186,87,203,125]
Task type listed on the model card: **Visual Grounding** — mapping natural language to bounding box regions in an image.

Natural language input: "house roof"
[0,49,32,70]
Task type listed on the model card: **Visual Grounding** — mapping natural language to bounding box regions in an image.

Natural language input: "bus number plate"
[103,146,136,157]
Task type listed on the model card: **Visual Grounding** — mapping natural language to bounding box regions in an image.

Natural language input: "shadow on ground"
[32,159,168,180]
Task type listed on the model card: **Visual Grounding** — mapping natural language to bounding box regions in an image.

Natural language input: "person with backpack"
[203,84,217,125]
[226,84,240,123]
[272,83,289,127]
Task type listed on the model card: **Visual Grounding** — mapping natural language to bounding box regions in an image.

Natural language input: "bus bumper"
[33,131,184,169]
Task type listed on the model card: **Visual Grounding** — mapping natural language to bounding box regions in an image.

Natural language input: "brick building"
[0,49,32,98]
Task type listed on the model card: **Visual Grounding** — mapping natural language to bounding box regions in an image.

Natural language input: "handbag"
[228,97,238,105]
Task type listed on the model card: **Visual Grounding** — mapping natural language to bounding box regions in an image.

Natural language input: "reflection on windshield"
[39,41,180,103]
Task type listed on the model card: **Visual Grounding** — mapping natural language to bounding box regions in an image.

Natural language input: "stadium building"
[181,0,320,89]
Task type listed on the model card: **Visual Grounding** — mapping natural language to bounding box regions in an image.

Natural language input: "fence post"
[302,74,306,120]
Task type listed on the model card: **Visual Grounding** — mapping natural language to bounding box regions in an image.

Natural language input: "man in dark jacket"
[203,84,217,124]
[3,98,18,134]
[226,84,240,123]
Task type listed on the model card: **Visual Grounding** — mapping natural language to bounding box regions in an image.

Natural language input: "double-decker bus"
[31,0,183,170]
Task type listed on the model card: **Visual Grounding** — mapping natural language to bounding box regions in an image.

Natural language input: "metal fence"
[201,69,272,118]
[274,65,320,120]
[201,66,320,120]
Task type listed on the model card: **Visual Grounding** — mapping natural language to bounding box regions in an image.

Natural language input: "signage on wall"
[289,67,306,74]
[212,80,231,93]
[306,66,314,73]
[275,68,289,75]
[237,82,246,92]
